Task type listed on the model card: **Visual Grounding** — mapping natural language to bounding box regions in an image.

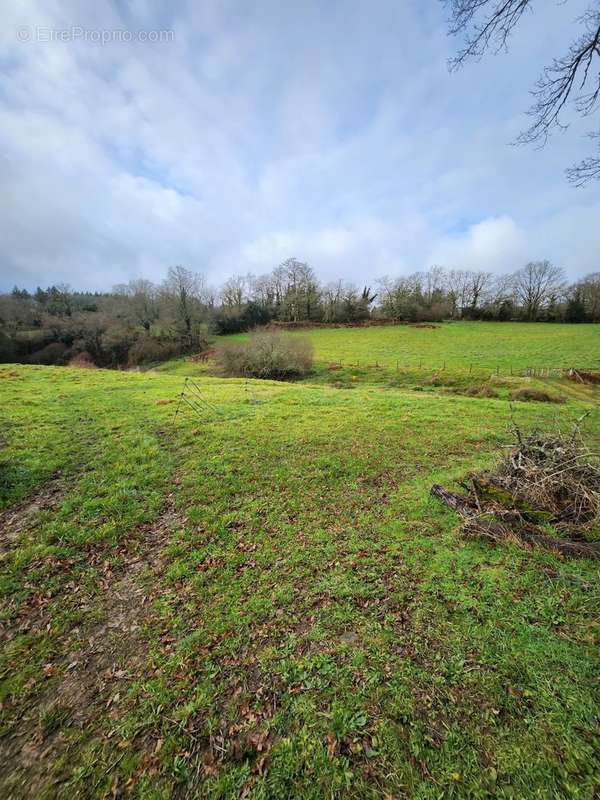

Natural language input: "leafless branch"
[443,1,600,184]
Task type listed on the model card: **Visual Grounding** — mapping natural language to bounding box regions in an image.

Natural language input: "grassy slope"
[0,362,599,799]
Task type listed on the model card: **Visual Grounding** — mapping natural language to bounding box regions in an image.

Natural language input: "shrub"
[100,325,136,365]
[216,329,313,379]
[510,388,565,404]
[465,383,499,398]
[213,302,272,335]
[67,352,97,368]
[414,303,451,323]
[128,337,182,365]
[28,341,69,365]
[0,331,15,362]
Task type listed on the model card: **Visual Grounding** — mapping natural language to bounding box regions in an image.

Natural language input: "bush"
[510,388,565,404]
[216,329,313,379]
[128,337,182,365]
[212,303,273,335]
[100,325,135,365]
[67,352,97,368]
[0,331,15,362]
[414,303,451,323]
[28,341,69,365]
[465,383,499,398]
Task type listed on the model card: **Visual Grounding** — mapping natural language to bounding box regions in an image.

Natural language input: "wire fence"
[172,376,261,424]
[318,360,583,378]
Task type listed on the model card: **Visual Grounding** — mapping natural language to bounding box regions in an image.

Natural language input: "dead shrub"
[67,352,97,368]
[216,329,313,380]
[510,388,565,404]
[431,420,600,558]
[486,425,600,530]
[465,383,498,398]
[128,337,182,366]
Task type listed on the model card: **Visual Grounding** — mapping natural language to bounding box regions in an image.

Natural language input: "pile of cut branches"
[432,421,600,559]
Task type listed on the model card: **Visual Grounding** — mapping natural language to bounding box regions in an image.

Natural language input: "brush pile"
[431,423,600,559]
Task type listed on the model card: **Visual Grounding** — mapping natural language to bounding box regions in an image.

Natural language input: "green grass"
[226,322,600,373]
[0,358,599,799]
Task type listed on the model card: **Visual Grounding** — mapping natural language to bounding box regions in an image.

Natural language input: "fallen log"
[430,484,474,515]
[430,484,600,560]
[462,519,600,560]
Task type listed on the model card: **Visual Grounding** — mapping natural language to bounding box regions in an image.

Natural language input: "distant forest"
[1,260,599,368]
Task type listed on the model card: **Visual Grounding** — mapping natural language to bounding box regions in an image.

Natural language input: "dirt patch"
[0,497,186,799]
[0,479,65,552]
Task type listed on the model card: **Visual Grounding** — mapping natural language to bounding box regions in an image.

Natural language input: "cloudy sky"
[1,0,599,291]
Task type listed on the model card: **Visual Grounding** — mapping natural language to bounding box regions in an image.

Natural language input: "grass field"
[227,322,600,373]
[1,329,599,798]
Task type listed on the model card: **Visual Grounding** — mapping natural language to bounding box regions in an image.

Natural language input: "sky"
[1,0,599,292]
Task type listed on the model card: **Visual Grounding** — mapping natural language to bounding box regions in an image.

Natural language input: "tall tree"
[513,261,565,321]
[221,275,250,310]
[126,279,159,332]
[575,271,600,320]
[163,266,206,341]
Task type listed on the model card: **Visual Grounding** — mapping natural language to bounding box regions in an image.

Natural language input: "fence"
[172,376,261,424]
[319,360,580,378]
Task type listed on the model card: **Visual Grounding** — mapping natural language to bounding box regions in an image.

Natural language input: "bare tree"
[575,270,600,319]
[443,0,600,185]
[423,265,447,306]
[221,274,250,310]
[446,269,471,316]
[116,279,159,332]
[468,270,492,310]
[322,280,345,323]
[513,260,565,321]
[250,274,277,308]
[162,266,206,340]
[278,258,320,322]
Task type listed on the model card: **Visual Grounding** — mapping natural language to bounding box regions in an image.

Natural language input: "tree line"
[1,260,599,367]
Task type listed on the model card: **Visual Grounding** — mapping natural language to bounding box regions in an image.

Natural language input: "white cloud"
[427,216,527,274]
[0,0,597,291]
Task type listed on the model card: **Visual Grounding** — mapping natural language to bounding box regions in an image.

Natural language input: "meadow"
[1,323,599,799]
[229,321,600,373]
